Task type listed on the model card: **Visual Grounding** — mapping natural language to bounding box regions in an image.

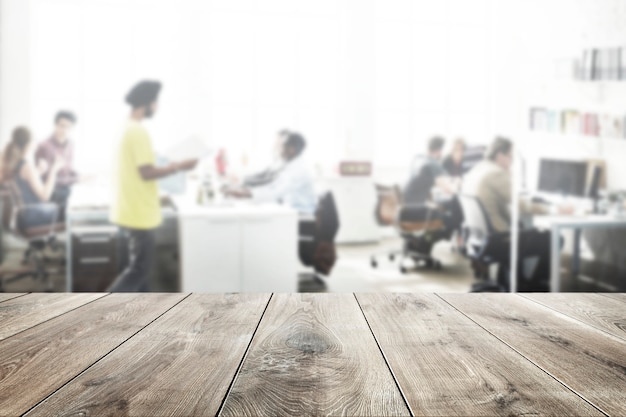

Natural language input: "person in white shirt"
[224,132,317,214]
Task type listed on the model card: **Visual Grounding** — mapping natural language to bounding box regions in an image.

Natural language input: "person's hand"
[175,158,198,172]
[223,185,251,199]
[51,156,65,173]
[37,159,50,175]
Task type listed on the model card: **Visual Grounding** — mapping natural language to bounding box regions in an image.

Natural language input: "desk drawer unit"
[71,226,119,292]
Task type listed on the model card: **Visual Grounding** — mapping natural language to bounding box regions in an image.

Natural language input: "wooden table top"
[0,292,624,416]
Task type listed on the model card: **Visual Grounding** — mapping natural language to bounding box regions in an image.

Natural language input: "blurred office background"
[1,0,625,293]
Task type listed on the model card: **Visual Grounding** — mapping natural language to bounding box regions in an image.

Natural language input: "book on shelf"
[561,110,581,135]
[547,110,560,132]
[582,113,599,136]
[529,107,547,131]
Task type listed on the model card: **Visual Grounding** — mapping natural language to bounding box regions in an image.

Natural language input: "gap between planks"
[353,293,414,417]
[434,293,610,417]
[215,293,274,416]
[518,293,626,343]
[22,293,193,417]
[0,293,109,342]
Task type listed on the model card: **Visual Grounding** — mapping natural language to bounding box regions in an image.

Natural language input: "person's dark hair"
[428,136,445,153]
[55,111,76,125]
[125,80,162,109]
[3,126,32,179]
[487,136,513,161]
[284,132,306,155]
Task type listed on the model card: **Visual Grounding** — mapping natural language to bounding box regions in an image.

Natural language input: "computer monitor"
[538,159,588,197]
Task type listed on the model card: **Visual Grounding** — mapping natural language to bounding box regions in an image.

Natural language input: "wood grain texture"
[0,293,186,416]
[220,293,410,417]
[0,293,27,303]
[599,293,626,303]
[441,293,626,416]
[356,293,602,417]
[25,294,271,417]
[522,293,626,341]
[0,293,106,341]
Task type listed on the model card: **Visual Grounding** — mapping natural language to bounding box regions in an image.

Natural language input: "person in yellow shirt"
[108,80,197,292]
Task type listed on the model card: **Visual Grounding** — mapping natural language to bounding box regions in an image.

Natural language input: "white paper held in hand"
[167,135,212,161]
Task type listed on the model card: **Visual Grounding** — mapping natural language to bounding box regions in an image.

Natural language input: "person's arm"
[23,158,61,202]
[34,144,51,177]
[434,175,459,195]
[138,159,197,181]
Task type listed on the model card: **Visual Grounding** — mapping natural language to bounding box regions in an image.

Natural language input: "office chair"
[299,191,340,277]
[0,181,65,292]
[370,184,446,273]
[457,194,508,291]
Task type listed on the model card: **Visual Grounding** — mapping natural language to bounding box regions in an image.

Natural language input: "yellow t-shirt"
[109,120,162,229]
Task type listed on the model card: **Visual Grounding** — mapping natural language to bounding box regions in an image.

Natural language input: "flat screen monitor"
[538,159,587,197]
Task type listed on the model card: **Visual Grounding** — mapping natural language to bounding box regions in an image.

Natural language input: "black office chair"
[299,191,340,277]
[0,181,65,292]
[457,194,509,292]
[370,183,447,273]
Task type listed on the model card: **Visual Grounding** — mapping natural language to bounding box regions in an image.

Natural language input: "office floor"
[2,234,621,293]
[300,238,475,293]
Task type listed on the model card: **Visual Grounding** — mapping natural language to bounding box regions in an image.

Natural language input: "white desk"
[173,198,299,292]
[533,215,626,291]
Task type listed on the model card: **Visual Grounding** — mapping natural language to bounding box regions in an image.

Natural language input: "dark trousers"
[108,227,155,292]
[51,184,71,222]
[487,229,554,291]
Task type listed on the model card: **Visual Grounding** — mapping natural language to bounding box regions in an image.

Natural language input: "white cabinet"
[318,177,380,243]
[241,214,298,292]
[179,215,241,293]
[177,203,298,292]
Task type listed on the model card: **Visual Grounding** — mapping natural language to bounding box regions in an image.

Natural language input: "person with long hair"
[442,138,466,178]
[1,126,64,230]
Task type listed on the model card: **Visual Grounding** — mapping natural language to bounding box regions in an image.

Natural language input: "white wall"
[0,0,31,144]
[1,0,624,187]
[505,0,626,191]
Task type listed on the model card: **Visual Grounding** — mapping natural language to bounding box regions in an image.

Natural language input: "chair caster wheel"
[400,266,408,274]
[389,254,395,261]
[370,259,378,268]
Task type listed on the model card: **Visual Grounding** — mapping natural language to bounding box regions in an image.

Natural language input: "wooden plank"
[0,293,107,341]
[356,293,602,416]
[522,293,626,341]
[441,293,626,416]
[25,294,271,417]
[599,293,626,303]
[0,293,27,303]
[0,293,186,416]
[220,293,410,417]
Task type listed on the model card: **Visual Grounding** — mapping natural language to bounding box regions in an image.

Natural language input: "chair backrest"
[404,155,435,205]
[0,181,21,232]
[315,191,339,242]
[457,194,494,244]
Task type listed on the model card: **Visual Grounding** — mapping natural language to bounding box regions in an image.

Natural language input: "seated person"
[404,136,463,238]
[35,111,81,213]
[462,136,573,290]
[1,127,64,231]
[404,136,459,205]
[224,132,317,215]
[442,138,465,178]
[242,129,290,187]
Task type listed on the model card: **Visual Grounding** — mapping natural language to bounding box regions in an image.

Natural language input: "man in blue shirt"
[224,132,317,214]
